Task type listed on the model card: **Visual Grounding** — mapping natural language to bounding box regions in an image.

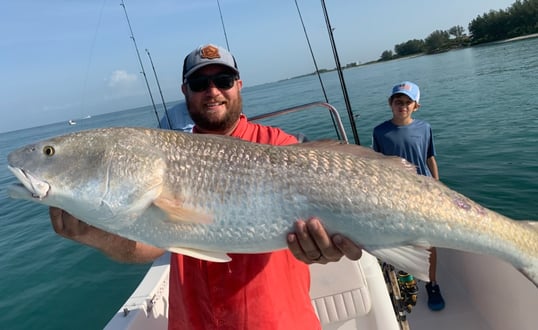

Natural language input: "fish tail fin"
[367,245,431,282]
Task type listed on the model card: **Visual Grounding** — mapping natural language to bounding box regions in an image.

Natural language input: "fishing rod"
[146,48,172,129]
[216,0,231,51]
[293,0,341,141]
[320,0,360,145]
[120,0,161,127]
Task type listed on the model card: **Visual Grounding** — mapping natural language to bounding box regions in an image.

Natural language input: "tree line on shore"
[368,0,538,64]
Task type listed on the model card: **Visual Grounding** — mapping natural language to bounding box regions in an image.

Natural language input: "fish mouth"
[7,165,50,200]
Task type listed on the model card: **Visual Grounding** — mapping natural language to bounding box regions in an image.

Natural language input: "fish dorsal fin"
[523,220,538,231]
[166,247,231,262]
[153,191,213,224]
[366,245,431,282]
[291,140,417,173]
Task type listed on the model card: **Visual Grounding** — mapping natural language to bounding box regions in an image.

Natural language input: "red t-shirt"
[168,115,320,329]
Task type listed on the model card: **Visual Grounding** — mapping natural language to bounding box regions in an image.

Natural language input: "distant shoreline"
[280,33,538,82]
[489,33,538,44]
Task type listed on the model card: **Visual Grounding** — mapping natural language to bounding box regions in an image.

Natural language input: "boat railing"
[249,101,349,143]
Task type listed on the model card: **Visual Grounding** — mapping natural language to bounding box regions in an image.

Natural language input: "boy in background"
[372,81,445,311]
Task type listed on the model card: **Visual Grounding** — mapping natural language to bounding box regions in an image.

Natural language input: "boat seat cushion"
[309,258,372,325]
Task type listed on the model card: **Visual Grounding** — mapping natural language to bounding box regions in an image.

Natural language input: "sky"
[1,0,516,133]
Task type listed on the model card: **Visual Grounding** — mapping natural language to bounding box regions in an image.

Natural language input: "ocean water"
[1,37,537,329]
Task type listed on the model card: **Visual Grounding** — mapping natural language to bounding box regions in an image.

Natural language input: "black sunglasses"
[186,73,237,92]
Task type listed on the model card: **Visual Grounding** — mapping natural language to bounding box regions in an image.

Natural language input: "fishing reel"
[381,263,418,327]
[396,271,419,313]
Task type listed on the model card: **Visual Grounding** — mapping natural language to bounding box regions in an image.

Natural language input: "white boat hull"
[105,248,538,330]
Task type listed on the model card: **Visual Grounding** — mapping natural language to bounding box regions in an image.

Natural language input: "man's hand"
[50,207,93,241]
[287,217,363,264]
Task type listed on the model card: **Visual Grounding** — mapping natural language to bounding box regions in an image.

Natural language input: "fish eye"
[43,146,55,156]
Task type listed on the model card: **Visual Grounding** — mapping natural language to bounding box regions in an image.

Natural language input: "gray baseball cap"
[182,44,239,81]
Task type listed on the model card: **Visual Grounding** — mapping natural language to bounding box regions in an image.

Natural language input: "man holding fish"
[49,44,362,330]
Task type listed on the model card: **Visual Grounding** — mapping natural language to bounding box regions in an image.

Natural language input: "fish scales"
[6,127,538,285]
[116,129,538,268]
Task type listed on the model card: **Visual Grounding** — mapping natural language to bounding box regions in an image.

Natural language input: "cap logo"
[200,45,221,60]
[397,83,412,91]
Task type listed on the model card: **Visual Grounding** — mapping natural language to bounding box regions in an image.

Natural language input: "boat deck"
[408,267,490,330]
[409,248,537,330]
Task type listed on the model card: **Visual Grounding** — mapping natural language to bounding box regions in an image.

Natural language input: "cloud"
[107,70,138,88]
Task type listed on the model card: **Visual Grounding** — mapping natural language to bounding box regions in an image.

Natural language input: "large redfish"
[6,127,538,286]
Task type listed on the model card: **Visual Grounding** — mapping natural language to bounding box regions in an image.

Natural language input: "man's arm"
[50,205,362,265]
[49,207,165,263]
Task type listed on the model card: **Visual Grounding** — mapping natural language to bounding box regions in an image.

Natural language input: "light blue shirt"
[372,119,436,177]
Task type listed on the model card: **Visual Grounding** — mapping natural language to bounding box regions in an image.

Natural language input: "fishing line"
[81,0,108,119]
[294,0,329,103]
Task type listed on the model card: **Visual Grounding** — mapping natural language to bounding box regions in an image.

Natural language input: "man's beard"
[187,94,243,132]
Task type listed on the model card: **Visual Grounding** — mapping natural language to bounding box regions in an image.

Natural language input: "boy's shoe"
[425,282,445,311]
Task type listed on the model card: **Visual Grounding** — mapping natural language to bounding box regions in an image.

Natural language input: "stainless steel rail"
[249,101,349,143]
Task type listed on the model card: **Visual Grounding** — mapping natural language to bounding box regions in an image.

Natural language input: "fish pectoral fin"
[153,195,213,224]
[367,245,431,282]
[166,247,231,262]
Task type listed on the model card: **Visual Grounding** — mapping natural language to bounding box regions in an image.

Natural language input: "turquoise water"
[1,37,537,329]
